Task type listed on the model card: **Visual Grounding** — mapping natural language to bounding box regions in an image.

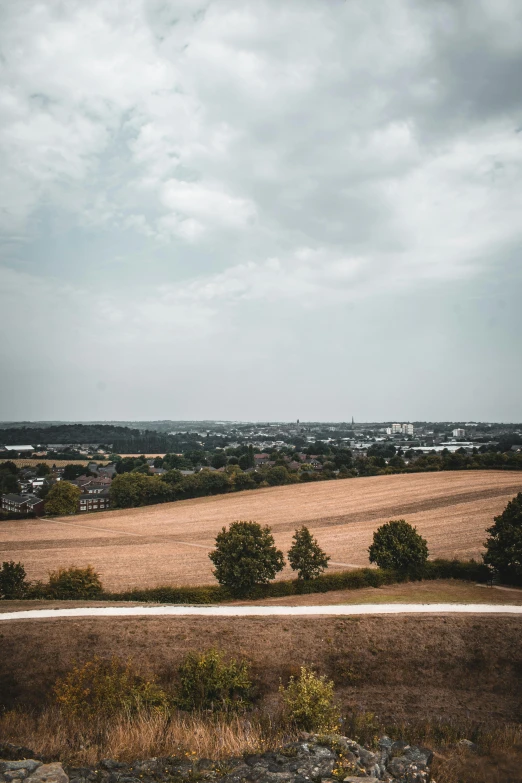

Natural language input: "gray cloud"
[1,0,521,421]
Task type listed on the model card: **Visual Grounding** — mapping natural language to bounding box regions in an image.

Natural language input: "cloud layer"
[1,0,521,420]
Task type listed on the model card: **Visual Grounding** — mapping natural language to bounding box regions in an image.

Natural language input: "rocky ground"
[0,734,436,783]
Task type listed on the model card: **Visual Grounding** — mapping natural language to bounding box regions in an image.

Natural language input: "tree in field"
[368,519,428,572]
[288,526,330,580]
[0,561,28,598]
[209,521,285,596]
[45,481,81,516]
[483,492,522,585]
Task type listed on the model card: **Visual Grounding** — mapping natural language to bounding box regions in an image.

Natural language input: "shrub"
[0,561,28,599]
[54,656,170,718]
[288,526,330,580]
[209,521,285,596]
[483,492,522,585]
[369,519,428,573]
[47,565,103,598]
[176,649,253,712]
[280,667,340,732]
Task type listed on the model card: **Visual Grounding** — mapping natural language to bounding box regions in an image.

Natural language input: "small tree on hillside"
[45,481,81,516]
[209,521,285,596]
[369,519,428,572]
[483,492,522,585]
[288,526,330,580]
[0,561,28,599]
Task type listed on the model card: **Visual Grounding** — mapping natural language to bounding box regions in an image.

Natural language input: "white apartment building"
[452,428,466,438]
[389,423,414,436]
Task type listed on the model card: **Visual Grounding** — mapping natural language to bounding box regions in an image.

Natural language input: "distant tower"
[352,416,354,426]
[297,419,299,424]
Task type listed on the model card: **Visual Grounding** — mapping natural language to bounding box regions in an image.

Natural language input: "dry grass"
[2,708,521,779]
[0,707,294,764]
[2,615,521,724]
[1,471,520,591]
[1,708,521,782]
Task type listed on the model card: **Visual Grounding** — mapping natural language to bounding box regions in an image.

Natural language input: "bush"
[369,519,428,573]
[54,656,170,718]
[280,667,340,732]
[483,492,522,585]
[47,565,103,598]
[209,521,285,596]
[0,561,28,599]
[176,649,253,712]
[288,526,330,580]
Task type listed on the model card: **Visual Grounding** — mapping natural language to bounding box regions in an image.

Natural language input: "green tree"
[211,452,228,469]
[233,472,256,491]
[368,519,428,572]
[0,561,28,598]
[0,461,18,475]
[62,464,93,481]
[36,462,51,477]
[484,492,522,585]
[45,481,81,516]
[0,471,21,495]
[288,526,330,580]
[110,472,171,508]
[209,521,285,596]
[265,466,289,486]
[238,454,251,470]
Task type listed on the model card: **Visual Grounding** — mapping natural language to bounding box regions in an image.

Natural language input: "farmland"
[1,471,520,591]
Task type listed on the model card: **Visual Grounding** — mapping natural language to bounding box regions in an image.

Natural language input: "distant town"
[1,419,521,518]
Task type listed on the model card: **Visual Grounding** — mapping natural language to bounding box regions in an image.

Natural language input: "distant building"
[1,494,45,515]
[78,490,110,513]
[390,423,413,436]
[452,428,466,438]
[4,445,34,452]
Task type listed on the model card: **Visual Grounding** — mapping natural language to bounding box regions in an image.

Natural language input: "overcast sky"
[1,0,521,422]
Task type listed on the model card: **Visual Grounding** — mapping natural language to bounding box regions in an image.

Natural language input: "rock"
[26,763,68,783]
[0,748,40,763]
[343,778,380,782]
[0,764,42,776]
[457,739,478,752]
[99,762,125,772]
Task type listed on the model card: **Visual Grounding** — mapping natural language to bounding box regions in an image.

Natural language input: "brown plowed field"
[1,471,520,590]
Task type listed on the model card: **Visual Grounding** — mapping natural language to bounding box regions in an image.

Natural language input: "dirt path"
[1,603,521,621]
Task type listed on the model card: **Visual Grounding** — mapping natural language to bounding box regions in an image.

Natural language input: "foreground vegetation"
[0,651,520,783]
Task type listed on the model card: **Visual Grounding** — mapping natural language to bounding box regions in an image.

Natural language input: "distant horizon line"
[1,419,521,426]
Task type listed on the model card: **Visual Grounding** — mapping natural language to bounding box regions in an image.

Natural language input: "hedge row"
[102,559,491,604]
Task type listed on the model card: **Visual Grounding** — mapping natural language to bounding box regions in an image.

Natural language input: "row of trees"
[207,493,522,594]
[207,519,430,596]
